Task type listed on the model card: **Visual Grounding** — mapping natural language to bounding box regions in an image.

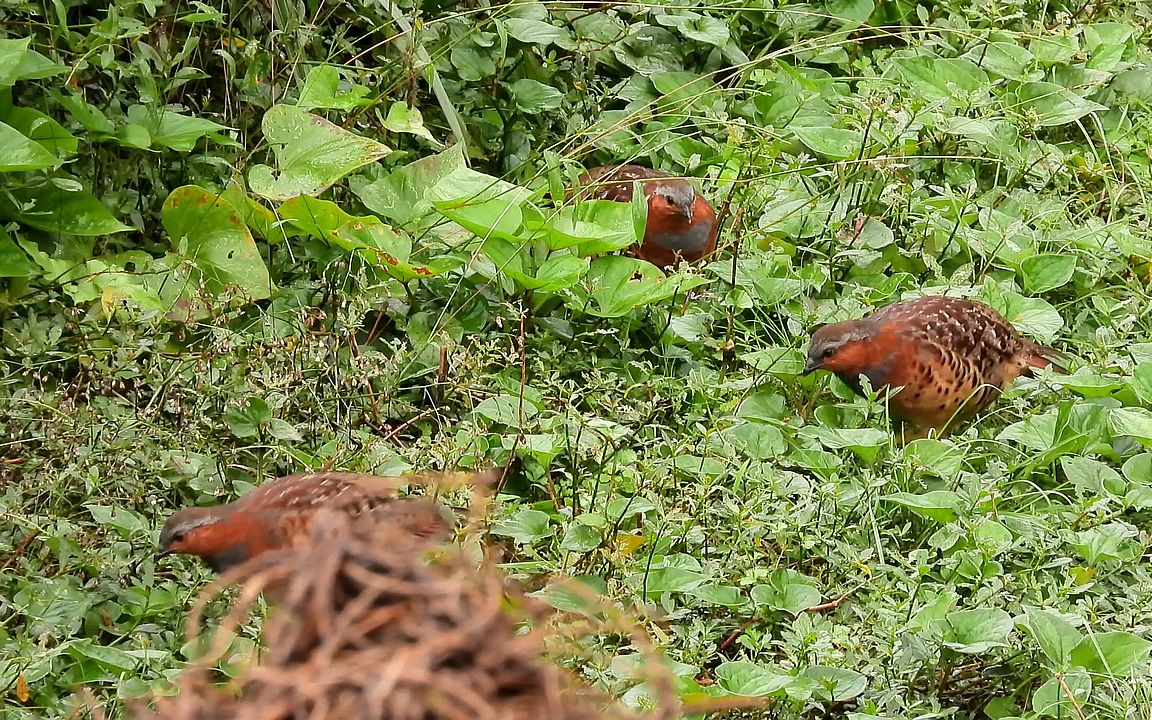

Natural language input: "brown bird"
[575,164,718,268]
[155,472,456,573]
[803,295,1065,437]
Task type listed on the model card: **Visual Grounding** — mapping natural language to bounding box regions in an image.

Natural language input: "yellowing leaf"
[615,533,646,556]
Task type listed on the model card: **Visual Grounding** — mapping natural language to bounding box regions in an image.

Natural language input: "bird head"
[652,183,696,222]
[156,507,264,573]
[803,320,876,375]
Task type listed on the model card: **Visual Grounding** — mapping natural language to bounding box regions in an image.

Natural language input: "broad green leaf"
[490,509,553,544]
[502,18,570,46]
[1,182,131,235]
[723,422,787,460]
[1018,608,1083,669]
[690,584,746,607]
[740,347,805,374]
[0,38,30,86]
[1069,522,1142,565]
[2,107,78,157]
[355,144,467,228]
[1032,671,1091,717]
[1109,407,1152,446]
[883,491,966,523]
[1021,254,1077,293]
[508,79,564,113]
[249,105,391,201]
[0,120,60,171]
[0,231,35,277]
[890,57,988,101]
[223,397,272,438]
[383,102,438,144]
[750,569,822,615]
[1069,631,1152,675]
[802,666,868,702]
[962,42,1034,79]
[902,439,966,478]
[584,256,711,317]
[473,394,538,426]
[1012,82,1108,126]
[65,640,138,673]
[981,287,1064,343]
[825,0,874,28]
[632,565,707,595]
[792,127,865,160]
[429,166,533,241]
[161,185,272,300]
[296,64,373,111]
[559,514,607,552]
[714,661,793,696]
[126,104,233,152]
[939,608,1014,654]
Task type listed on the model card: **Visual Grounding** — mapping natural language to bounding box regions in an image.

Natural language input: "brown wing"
[872,296,1028,380]
[575,164,669,203]
[238,473,404,514]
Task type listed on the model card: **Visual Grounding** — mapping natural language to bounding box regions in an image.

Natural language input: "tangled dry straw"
[135,507,680,720]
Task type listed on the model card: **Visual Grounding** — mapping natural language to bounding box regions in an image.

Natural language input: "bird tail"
[1024,341,1069,374]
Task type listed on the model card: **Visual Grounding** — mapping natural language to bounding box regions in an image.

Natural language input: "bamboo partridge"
[803,295,1065,436]
[576,164,718,268]
[155,472,457,573]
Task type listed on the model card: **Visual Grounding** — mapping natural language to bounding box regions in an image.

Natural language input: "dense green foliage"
[4,0,1152,717]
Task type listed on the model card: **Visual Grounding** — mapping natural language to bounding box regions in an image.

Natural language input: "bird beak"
[154,549,172,562]
[802,357,820,375]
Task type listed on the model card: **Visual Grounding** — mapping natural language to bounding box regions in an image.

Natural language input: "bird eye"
[822,346,836,358]
[169,530,186,545]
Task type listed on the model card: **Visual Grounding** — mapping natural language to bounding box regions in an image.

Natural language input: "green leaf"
[126,104,233,152]
[1,182,132,235]
[1018,608,1083,669]
[1069,631,1152,675]
[580,256,710,318]
[792,126,865,160]
[1021,254,1077,293]
[0,230,36,277]
[2,107,78,158]
[1109,407,1152,446]
[890,57,988,101]
[161,185,272,300]
[508,79,564,114]
[502,18,569,46]
[223,397,272,438]
[0,38,30,87]
[939,608,1014,654]
[981,287,1064,343]
[1012,82,1108,126]
[1069,522,1142,565]
[249,105,391,201]
[1032,671,1091,717]
[559,513,606,552]
[902,439,966,478]
[473,394,538,425]
[383,101,438,144]
[0,120,60,171]
[882,491,966,523]
[714,661,793,696]
[690,584,746,607]
[740,347,805,375]
[490,509,554,544]
[802,666,868,702]
[355,144,467,228]
[296,64,373,111]
[750,569,822,615]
